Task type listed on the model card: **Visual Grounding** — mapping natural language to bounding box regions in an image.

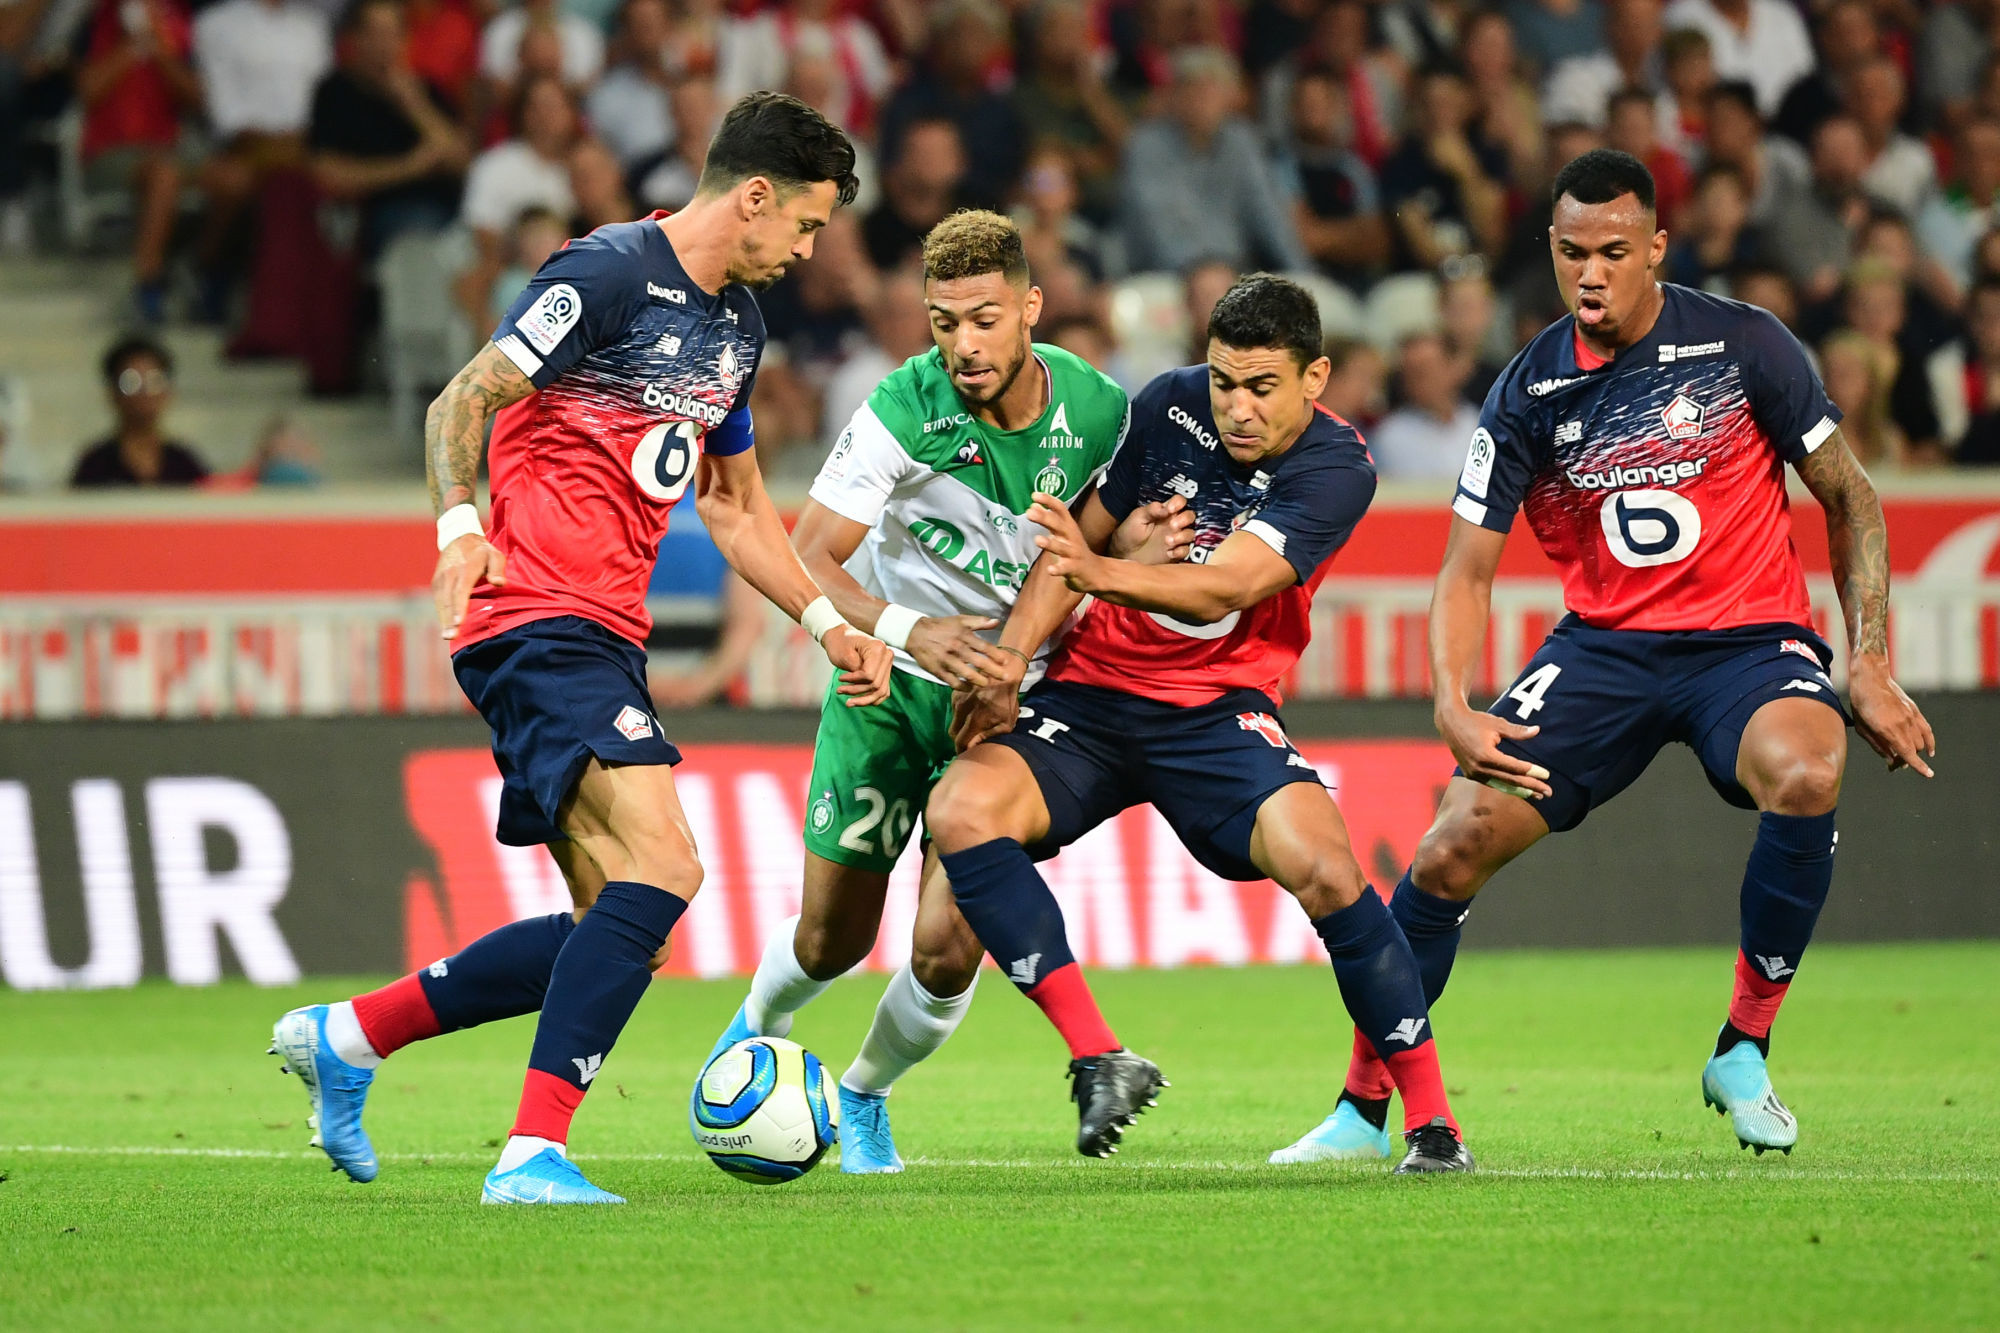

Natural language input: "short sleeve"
[1452,370,1542,532]
[1240,458,1377,583]
[1097,378,1166,520]
[491,239,638,389]
[808,400,913,527]
[1739,307,1843,461]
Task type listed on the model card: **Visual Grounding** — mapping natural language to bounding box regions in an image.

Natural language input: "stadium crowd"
[8,0,2000,483]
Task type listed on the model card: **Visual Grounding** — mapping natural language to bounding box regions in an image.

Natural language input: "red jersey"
[454,215,762,651]
[1051,366,1377,707]
[1455,283,1840,631]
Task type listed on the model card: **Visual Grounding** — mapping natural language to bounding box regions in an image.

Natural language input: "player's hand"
[905,614,1014,688]
[1027,491,1104,593]
[951,676,1024,752]
[432,533,506,640]
[1108,494,1196,565]
[1848,657,1936,776]
[823,623,893,707]
[1436,702,1553,801]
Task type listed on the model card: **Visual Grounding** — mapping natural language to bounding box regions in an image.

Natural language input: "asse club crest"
[1035,456,1068,496]
[809,792,834,834]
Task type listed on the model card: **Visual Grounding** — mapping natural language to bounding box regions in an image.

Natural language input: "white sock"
[494,1135,565,1172]
[324,1001,384,1069]
[842,965,977,1096]
[742,916,829,1038]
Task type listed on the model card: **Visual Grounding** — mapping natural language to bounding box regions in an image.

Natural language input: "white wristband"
[800,595,846,644]
[873,603,923,651]
[436,504,483,551]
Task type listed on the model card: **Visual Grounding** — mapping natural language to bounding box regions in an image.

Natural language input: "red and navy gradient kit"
[459,212,764,652]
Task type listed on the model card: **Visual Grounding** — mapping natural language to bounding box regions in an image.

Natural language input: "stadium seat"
[1362,272,1442,350]
[377,228,477,442]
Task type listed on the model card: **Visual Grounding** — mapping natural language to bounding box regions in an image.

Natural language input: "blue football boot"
[1268,1098,1394,1164]
[1703,1038,1798,1155]
[838,1086,905,1174]
[481,1149,625,1205]
[705,1003,757,1068]
[269,1004,378,1183]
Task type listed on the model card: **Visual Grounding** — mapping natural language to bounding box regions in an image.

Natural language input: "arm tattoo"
[1794,427,1891,658]
[424,342,535,515]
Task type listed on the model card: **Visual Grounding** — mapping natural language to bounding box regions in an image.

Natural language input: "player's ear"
[1650,224,1668,268]
[1022,284,1044,329]
[1301,354,1332,401]
[738,175,774,217]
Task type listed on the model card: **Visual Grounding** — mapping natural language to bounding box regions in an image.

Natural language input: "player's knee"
[792,916,868,981]
[1410,821,1492,902]
[1758,756,1842,816]
[926,765,1015,854]
[1290,851,1369,916]
[621,834,703,898]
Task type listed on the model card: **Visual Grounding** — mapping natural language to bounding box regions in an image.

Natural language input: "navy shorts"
[990,679,1323,882]
[452,615,681,846]
[1486,616,1850,834]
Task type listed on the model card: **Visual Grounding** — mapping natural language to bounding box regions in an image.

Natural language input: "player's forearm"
[1799,432,1892,662]
[1000,556,1086,656]
[698,478,825,622]
[798,545,889,634]
[1084,558,1242,624]
[424,344,532,515]
[1429,575,1496,715]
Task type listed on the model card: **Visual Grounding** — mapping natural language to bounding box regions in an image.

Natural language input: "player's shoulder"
[552,219,654,280]
[1487,313,1585,411]
[859,349,953,439]
[1293,404,1376,478]
[1660,281,1796,353]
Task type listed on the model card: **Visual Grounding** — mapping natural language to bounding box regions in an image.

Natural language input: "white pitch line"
[6,1145,1998,1184]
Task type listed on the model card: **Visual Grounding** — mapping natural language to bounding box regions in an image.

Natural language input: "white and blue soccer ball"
[690,1036,839,1184]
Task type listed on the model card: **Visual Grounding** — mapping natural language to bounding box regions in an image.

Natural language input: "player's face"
[1206,341,1333,465]
[926,274,1043,408]
[733,178,840,290]
[1549,192,1667,343]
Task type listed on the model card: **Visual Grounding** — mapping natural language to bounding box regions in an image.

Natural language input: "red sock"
[511,1068,588,1143]
[1024,962,1120,1059]
[1728,950,1790,1037]
[1344,1028,1396,1101]
[350,973,442,1058]
[1384,1044,1458,1135]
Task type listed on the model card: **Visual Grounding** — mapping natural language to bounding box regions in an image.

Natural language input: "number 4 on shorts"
[1506,663,1561,719]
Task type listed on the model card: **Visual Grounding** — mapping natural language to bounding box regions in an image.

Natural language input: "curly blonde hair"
[921,209,1030,287]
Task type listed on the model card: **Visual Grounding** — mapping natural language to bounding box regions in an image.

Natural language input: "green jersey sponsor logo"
[909,517,965,560]
[909,514,1031,590]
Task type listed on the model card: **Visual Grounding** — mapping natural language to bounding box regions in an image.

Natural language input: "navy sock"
[515,881,686,1139]
[943,838,1078,991]
[1313,891,1434,1060]
[1728,810,1837,1047]
[419,911,576,1033]
[1390,872,1470,1006]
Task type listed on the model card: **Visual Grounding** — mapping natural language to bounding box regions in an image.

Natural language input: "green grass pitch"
[3,943,1997,1330]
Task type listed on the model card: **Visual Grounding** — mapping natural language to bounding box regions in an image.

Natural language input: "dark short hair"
[102,333,172,384]
[1207,273,1324,369]
[696,91,859,207]
[1551,147,1657,212]
[1707,80,1760,119]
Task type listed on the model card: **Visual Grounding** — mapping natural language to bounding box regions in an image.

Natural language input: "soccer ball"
[689,1036,839,1184]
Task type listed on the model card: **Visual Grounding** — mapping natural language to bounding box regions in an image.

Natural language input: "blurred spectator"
[1854,209,1958,353]
[0,373,31,489]
[71,334,209,487]
[1662,0,1813,117]
[588,0,675,172]
[662,0,723,81]
[1607,84,1691,227]
[1772,0,1878,147]
[1120,45,1306,274]
[569,137,632,230]
[1103,0,1234,96]
[1318,334,1389,428]
[404,0,479,111]
[1044,313,1115,371]
[1667,163,1762,288]
[75,0,200,322]
[1543,0,1664,129]
[1659,25,1715,159]
[1930,275,2000,462]
[1847,56,1937,218]
[191,0,332,318]
[480,0,602,90]
[1461,7,1544,186]
[783,49,879,213]
[1183,258,1240,360]
[460,74,578,301]
[648,569,767,707]
[1728,261,1802,329]
[720,0,890,135]
[1380,63,1508,268]
[877,0,1024,206]
[863,117,968,270]
[1704,80,1809,226]
[1917,0,1996,132]
[1917,115,2000,299]
[1012,0,1128,223]
[1381,0,1469,71]
[1497,118,1603,324]
[1819,328,1908,465]
[777,209,871,361]
[1836,257,1941,450]
[1014,143,1105,281]
[306,0,469,256]
[1504,0,1605,74]
[1243,0,1320,81]
[1440,265,1505,401]
[1277,66,1390,288]
[1370,332,1479,478]
[0,0,49,249]
[820,262,928,444]
[1260,0,1401,169]
[462,201,565,333]
[1764,113,1871,300]
[637,75,719,211]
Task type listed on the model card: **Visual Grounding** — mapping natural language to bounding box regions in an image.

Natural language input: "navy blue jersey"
[461,213,766,648]
[1454,283,1839,631]
[1051,364,1377,705]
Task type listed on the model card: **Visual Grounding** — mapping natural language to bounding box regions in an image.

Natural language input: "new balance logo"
[1008,954,1043,986]
[1165,472,1199,499]
[1781,679,1823,693]
[1386,1017,1428,1046]
[573,1053,604,1084]
[1755,955,1795,981]
[427,959,449,979]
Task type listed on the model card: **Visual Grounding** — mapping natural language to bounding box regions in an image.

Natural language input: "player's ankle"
[494,1135,565,1173]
